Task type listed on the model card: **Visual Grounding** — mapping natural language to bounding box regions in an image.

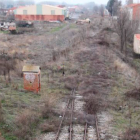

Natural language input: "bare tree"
[0,1,5,16]
[0,1,5,9]
[112,0,121,16]
[0,52,17,82]
[93,5,99,14]
[114,9,139,55]
[99,5,104,17]
[126,0,133,5]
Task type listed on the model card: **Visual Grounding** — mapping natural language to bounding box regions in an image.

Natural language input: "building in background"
[14,5,67,21]
[68,7,76,13]
[126,3,140,20]
[7,7,17,15]
[0,8,8,15]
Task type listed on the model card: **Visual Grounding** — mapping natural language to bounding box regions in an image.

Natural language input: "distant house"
[0,8,8,15]
[14,5,67,21]
[68,6,83,14]
[68,7,76,13]
[126,3,140,20]
[7,7,17,15]
[74,6,82,13]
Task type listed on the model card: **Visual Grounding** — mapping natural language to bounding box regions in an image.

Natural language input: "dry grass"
[40,93,59,119]
[114,59,137,77]
[64,76,78,90]
[125,88,140,100]
[14,109,40,140]
[39,119,60,133]
[122,128,140,140]
[0,21,83,139]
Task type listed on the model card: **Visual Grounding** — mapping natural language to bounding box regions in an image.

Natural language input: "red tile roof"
[7,7,17,13]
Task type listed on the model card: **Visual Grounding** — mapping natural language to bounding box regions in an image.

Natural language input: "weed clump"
[84,95,101,114]
[122,128,140,140]
[14,109,40,140]
[40,120,59,133]
[126,88,140,100]
[64,76,78,90]
[41,94,58,118]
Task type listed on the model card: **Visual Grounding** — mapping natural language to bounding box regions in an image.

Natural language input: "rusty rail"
[69,89,75,140]
[83,123,88,140]
[54,89,75,140]
[95,115,100,140]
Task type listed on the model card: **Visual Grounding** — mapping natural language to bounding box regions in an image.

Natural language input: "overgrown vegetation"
[0,21,87,139]
[114,10,139,55]
[0,8,140,140]
[122,128,140,140]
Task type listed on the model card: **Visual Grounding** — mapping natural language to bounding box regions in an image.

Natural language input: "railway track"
[83,115,100,140]
[54,89,75,140]
[83,123,88,140]
[54,89,101,140]
[95,115,100,140]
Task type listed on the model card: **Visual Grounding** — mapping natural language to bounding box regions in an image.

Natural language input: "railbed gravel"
[88,126,97,140]
[73,125,84,140]
[98,112,119,140]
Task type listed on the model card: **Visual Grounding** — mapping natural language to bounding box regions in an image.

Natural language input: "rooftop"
[22,65,41,72]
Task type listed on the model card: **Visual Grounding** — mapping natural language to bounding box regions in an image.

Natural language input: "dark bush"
[122,128,140,140]
[125,88,140,100]
[84,95,101,114]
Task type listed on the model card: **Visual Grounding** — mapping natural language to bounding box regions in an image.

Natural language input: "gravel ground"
[38,95,118,140]
[74,94,85,113]
[58,126,69,140]
[38,93,85,140]
[98,112,119,140]
[37,132,55,140]
[88,126,97,140]
[73,125,84,140]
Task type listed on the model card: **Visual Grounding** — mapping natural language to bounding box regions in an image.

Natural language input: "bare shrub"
[40,123,56,132]
[0,53,16,82]
[64,76,78,90]
[81,87,98,96]
[14,109,40,140]
[41,94,58,118]
[85,114,95,125]
[122,128,140,140]
[114,10,139,54]
[126,88,140,100]
[40,120,59,132]
[78,27,87,42]
[84,95,101,114]
[0,52,23,82]
[99,5,105,17]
